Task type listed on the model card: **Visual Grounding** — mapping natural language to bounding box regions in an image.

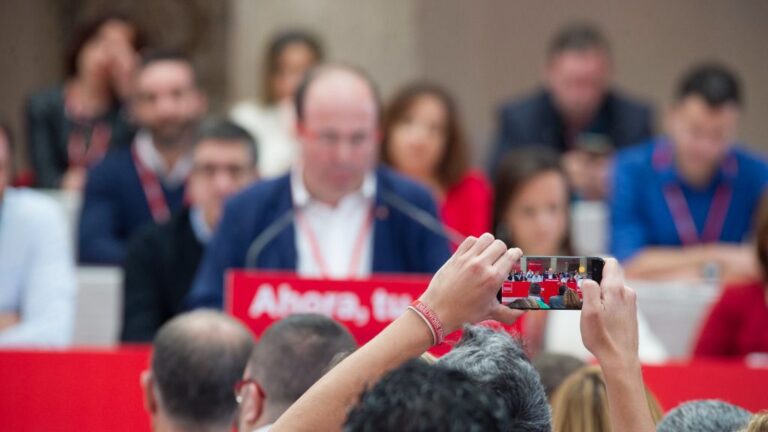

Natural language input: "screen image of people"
[501,256,588,309]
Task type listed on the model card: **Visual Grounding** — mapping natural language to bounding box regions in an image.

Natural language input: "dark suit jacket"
[121,208,204,342]
[186,166,452,309]
[489,88,653,173]
[26,85,135,188]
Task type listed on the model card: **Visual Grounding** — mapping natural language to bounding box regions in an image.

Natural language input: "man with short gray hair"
[141,310,255,432]
[656,399,752,432]
[438,325,552,432]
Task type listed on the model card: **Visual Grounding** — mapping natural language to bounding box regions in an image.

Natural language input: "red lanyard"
[67,123,111,168]
[294,205,374,278]
[663,183,732,246]
[131,145,171,224]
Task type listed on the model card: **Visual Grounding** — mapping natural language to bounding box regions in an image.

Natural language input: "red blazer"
[441,170,493,240]
[693,281,768,358]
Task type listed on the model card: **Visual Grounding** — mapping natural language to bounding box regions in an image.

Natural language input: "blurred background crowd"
[2,0,768,368]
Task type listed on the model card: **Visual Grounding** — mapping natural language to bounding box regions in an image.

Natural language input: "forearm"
[601,356,655,432]
[272,311,433,431]
[623,246,712,280]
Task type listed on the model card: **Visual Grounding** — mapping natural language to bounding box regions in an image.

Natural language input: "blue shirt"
[610,138,768,262]
[0,188,76,347]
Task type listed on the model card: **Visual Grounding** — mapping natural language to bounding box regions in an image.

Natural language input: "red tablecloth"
[0,348,766,431]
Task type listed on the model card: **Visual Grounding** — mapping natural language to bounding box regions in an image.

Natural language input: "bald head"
[293,65,382,205]
[149,310,254,430]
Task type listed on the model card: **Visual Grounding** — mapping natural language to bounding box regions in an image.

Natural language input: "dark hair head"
[657,399,751,432]
[293,64,382,124]
[557,285,567,296]
[151,310,254,428]
[548,22,609,58]
[139,49,198,87]
[531,353,586,400]
[381,82,469,188]
[439,326,552,431]
[248,314,357,407]
[344,359,511,432]
[262,29,324,105]
[65,13,146,78]
[529,283,543,296]
[676,62,742,108]
[493,148,571,252]
[194,118,258,167]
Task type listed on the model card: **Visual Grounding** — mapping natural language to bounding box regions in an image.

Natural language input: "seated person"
[78,50,207,264]
[549,285,568,309]
[236,314,358,432]
[26,14,143,190]
[141,310,254,432]
[187,65,451,308]
[0,124,76,347]
[268,235,660,432]
[381,82,492,240]
[121,119,258,342]
[490,22,652,200]
[230,29,324,178]
[529,283,550,309]
[656,400,752,432]
[693,201,768,358]
[610,63,768,282]
[494,149,666,360]
[550,365,664,431]
[564,287,582,310]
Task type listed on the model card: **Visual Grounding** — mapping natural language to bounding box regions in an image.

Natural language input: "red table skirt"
[0,348,766,431]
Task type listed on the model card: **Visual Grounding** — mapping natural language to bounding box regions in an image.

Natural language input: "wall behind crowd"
[2,0,768,168]
[229,0,768,165]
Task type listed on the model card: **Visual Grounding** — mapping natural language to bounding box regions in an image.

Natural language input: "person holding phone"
[493,148,666,360]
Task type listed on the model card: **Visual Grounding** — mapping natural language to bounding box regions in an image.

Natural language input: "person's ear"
[140,370,158,415]
[240,382,265,426]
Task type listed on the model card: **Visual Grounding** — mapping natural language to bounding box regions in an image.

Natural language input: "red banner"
[225,271,436,345]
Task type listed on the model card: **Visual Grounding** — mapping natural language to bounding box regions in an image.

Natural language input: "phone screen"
[498,256,604,310]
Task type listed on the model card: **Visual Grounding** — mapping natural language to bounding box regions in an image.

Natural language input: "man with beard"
[78,50,207,264]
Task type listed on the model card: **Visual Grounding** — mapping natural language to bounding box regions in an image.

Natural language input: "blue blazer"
[186,166,452,308]
[78,147,186,264]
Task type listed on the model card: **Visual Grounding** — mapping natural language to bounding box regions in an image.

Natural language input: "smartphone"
[498,256,605,310]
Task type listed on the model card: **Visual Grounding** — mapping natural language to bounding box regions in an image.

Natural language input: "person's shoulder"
[731,145,768,175]
[448,170,492,196]
[27,85,64,111]
[498,89,548,117]
[607,89,653,115]
[377,166,435,206]
[3,188,66,226]
[614,139,658,167]
[718,280,765,305]
[226,174,291,213]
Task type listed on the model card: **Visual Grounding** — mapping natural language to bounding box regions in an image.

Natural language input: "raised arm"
[580,258,655,432]
[271,233,524,432]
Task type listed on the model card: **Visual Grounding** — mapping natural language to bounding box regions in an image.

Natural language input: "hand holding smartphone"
[498,256,605,310]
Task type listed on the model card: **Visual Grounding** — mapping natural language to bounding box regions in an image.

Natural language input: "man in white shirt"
[0,124,77,347]
[188,65,450,308]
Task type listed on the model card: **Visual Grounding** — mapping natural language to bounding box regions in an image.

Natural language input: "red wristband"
[408,300,444,345]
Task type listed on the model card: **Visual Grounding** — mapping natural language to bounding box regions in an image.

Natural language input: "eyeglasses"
[234,378,266,404]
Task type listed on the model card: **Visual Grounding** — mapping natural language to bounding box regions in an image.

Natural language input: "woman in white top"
[230,30,324,178]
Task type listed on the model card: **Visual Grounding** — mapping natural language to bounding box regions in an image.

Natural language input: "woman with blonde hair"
[551,365,663,432]
[563,288,582,310]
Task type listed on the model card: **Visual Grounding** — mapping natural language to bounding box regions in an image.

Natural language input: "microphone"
[242,182,464,269]
[379,190,465,246]
[244,208,295,269]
